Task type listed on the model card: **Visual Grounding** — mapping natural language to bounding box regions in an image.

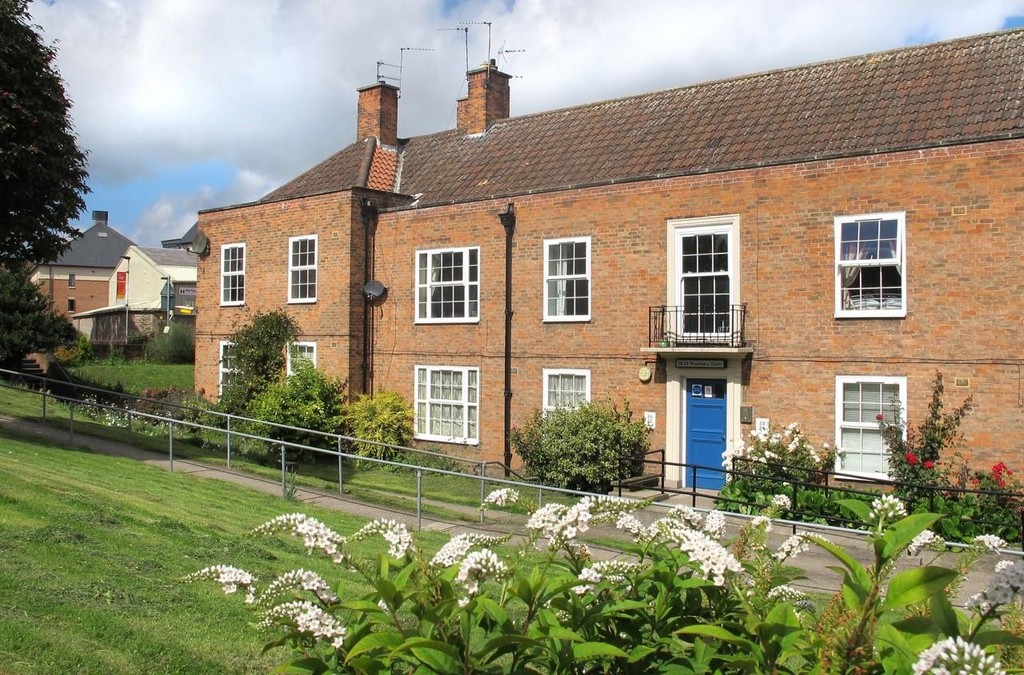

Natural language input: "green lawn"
[70,361,195,393]
[0,428,452,674]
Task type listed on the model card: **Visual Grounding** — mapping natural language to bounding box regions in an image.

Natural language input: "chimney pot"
[92,210,108,227]
[457,63,511,135]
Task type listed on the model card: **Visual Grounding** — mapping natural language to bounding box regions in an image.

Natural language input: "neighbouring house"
[195,29,1024,487]
[161,222,199,250]
[72,245,198,345]
[30,210,135,318]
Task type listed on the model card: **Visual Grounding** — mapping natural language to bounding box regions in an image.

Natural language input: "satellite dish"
[190,230,210,256]
[363,280,387,301]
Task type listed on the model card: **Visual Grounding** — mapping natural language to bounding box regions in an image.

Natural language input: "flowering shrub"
[189,492,1023,673]
[883,372,971,506]
[719,422,836,515]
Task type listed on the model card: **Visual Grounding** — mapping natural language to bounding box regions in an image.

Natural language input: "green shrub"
[345,391,413,463]
[53,332,93,366]
[511,401,649,493]
[144,323,195,364]
[244,360,346,463]
[218,310,298,415]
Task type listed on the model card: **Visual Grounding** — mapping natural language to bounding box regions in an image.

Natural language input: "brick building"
[31,210,135,318]
[196,29,1024,486]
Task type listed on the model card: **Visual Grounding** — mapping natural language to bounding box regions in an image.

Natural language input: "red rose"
[923,460,934,469]
[905,452,918,466]
[876,413,884,422]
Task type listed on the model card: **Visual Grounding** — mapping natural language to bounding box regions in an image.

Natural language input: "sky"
[27,0,1024,247]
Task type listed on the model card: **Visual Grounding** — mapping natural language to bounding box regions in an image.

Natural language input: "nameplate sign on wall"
[675,359,726,369]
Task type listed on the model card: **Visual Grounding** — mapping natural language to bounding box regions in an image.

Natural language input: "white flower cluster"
[455,548,509,596]
[351,519,413,558]
[481,488,521,508]
[751,515,772,533]
[773,535,809,561]
[675,528,743,586]
[703,511,727,539]
[256,569,338,606]
[911,637,1005,675]
[430,532,511,568]
[252,513,348,563]
[770,494,792,510]
[973,534,1007,552]
[766,584,814,611]
[184,565,256,597]
[666,505,706,530]
[526,502,592,550]
[260,600,347,649]
[574,560,642,595]
[868,495,907,527]
[579,494,646,524]
[907,530,945,557]
[996,560,1016,573]
[968,560,1024,610]
[723,423,829,473]
[615,513,646,538]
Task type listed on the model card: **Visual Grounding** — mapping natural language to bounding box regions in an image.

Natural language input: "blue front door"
[686,378,727,489]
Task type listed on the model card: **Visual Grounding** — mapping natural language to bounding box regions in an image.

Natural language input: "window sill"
[414,318,481,325]
[287,298,318,305]
[220,301,245,307]
[834,310,906,320]
[413,433,479,446]
[542,316,591,323]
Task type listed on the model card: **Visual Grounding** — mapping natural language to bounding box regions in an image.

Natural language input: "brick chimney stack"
[457,60,511,135]
[356,81,399,146]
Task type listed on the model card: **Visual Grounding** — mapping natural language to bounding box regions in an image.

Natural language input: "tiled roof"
[367,146,398,191]
[261,138,374,202]
[51,222,135,267]
[264,28,1024,207]
[138,246,198,268]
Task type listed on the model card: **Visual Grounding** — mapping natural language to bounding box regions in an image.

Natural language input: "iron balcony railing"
[649,304,747,348]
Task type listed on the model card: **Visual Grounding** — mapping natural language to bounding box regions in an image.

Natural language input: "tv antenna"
[460,21,493,67]
[375,47,434,94]
[497,43,525,70]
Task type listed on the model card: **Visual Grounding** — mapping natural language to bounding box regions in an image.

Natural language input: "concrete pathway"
[0,414,1012,603]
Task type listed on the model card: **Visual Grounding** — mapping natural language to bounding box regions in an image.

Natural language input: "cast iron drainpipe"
[499,203,516,476]
[360,198,378,395]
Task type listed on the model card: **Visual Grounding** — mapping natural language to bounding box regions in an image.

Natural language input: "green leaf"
[676,625,756,650]
[627,645,659,663]
[395,639,462,675]
[271,657,331,674]
[476,596,511,627]
[811,537,872,592]
[347,631,403,659]
[929,593,961,638]
[880,512,943,559]
[479,635,545,663]
[973,630,1024,647]
[573,641,629,660]
[882,566,956,610]
[837,498,872,522]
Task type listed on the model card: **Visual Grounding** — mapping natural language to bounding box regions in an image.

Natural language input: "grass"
[69,361,194,393]
[0,427,464,674]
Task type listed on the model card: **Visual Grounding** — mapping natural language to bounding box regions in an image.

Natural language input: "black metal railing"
[649,304,747,348]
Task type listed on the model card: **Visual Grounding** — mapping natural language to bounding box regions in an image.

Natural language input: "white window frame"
[543,236,591,322]
[415,246,480,324]
[834,211,906,318]
[218,341,237,396]
[414,365,480,445]
[220,243,246,306]
[542,368,591,412]
[667,216,740,339]
[288,234,318,303]
[287,341,317,375]
[835,375,907,479]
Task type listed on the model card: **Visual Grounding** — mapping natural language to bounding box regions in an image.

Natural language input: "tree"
[0,266,75,367]
[0,0,89,266]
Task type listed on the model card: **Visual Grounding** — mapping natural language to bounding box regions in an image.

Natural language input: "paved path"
[0,414,1011,602]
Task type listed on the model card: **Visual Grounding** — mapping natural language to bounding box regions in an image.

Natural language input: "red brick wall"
[195,192,367,399]
[196,138,1024,469]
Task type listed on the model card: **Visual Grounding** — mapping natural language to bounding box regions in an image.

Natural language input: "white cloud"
[27,0,1024,244]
